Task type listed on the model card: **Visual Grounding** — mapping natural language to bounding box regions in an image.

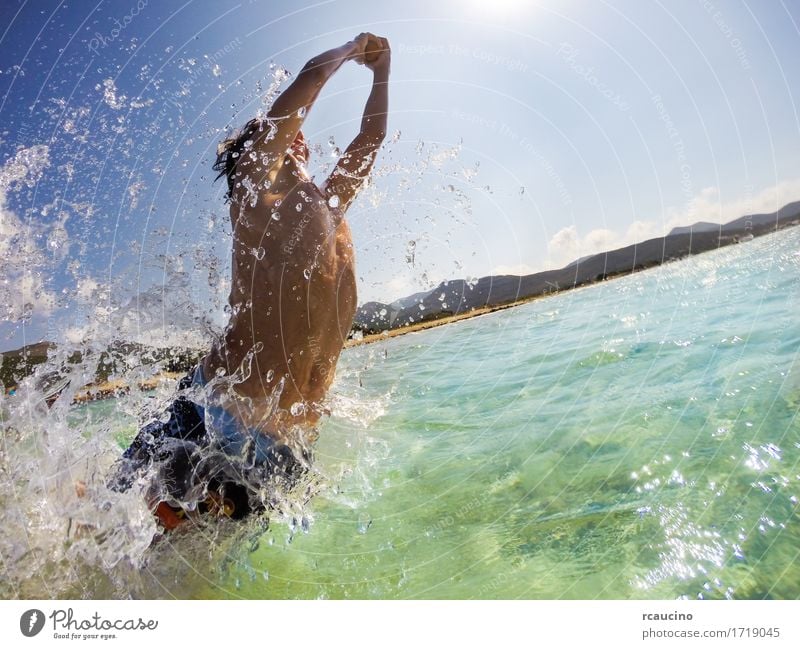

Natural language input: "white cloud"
[676,178,800,224]
[546,178,800,268]
[382,274,415,302]
[0,145,58,323]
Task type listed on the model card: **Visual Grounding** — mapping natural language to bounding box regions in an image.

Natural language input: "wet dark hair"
[212,118,263,201]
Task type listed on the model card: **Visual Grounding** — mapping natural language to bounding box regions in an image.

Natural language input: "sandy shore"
[345,295,542,347]
[73,372,184,404]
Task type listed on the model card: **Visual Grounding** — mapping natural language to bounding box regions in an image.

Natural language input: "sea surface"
[3,228,799,599]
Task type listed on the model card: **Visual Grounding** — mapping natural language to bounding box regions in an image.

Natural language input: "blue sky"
[1,0,799,351]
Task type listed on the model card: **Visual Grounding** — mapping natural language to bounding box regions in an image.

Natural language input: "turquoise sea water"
[5,229,799,599]
[191,228,798,599]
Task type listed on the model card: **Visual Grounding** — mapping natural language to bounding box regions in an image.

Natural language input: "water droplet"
[295,203,302,212]
[265,369,274,382]
[211,64,221,77]
[357,513,372,534]
[328,194,340,208]
[405,240,416,267]
[290,401,305,416]
[252,247,265,260]
[297,106,306,117]
[303,268,311,280]
[271,211,280,221]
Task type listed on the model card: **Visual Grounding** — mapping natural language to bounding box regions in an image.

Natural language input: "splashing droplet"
[405,240,416,267]
[357,513,372,534]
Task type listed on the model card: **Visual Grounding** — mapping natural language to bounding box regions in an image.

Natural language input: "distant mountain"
[389,288,433,310]
[668,200,800,236]
[6,201,800,386]
[354,200,800,334]
[668,221,720,236]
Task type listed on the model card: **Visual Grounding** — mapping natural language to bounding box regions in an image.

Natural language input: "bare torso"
[201,156,356,442]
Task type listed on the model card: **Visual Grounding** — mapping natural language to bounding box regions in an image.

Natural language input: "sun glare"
[467,0,530,16]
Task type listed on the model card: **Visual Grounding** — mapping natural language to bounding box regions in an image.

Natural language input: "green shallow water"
[174,228,799,599]
[21,229,798,600]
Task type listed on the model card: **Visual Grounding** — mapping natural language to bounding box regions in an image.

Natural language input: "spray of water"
[0,56,477,597]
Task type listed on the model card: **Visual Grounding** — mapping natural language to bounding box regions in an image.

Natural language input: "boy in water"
[110,33,390,529]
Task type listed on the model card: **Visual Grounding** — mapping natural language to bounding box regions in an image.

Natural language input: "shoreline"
[344,293,545,347]
[73,372,184,404]
[72,295,544,403]
[56,226,800,404]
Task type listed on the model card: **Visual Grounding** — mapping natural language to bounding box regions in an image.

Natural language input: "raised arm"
[231,36,370,193]
[322,36,390,212]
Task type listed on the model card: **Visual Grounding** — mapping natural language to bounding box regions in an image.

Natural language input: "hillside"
[354,200,800,334]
